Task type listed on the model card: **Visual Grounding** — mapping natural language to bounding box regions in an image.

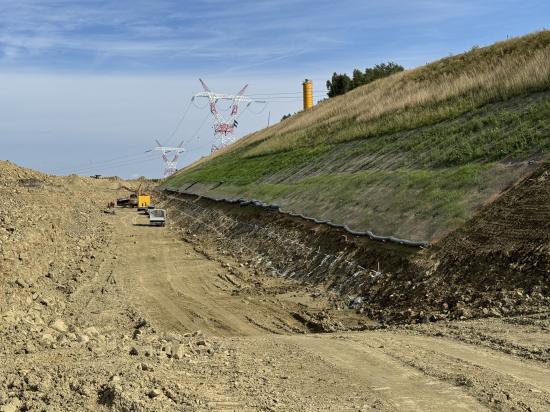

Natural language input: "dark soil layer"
[159,190,418,299]
[344,162,550,323]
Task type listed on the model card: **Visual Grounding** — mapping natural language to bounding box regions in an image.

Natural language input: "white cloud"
[0,0,544,178]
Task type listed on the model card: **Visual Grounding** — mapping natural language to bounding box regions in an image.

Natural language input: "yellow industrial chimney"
[302,79,313,110]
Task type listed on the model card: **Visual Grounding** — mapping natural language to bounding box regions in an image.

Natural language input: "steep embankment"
[363,162,550,323]
[165,31,550,242]
[159,162,549,325]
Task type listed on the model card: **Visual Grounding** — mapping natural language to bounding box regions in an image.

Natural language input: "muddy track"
[113,210,318,336]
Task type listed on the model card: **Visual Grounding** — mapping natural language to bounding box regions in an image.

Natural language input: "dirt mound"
[0,160,50,185]
[365,163,550,323]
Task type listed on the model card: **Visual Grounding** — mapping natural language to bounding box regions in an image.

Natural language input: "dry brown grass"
[168,31,550,241]
[221,31,550,157]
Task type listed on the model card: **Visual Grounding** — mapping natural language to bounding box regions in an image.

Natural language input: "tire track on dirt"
[279,335,487,411]
[116,210,305,336]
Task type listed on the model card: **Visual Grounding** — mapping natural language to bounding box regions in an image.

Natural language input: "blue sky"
[0,0,548,178]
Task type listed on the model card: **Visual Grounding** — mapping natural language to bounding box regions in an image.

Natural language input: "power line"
[60,153,158,175]
[252,96,319,100]
[246,90,327,96]
[68,154,158,175]
[244,101,268,115]
[246,98,325,104]
[58,112,211,176]
[52,151,155,174]
[182,112,211,147]
[56,85,329,176]
[78,156,159,175]
[165,99,193,146]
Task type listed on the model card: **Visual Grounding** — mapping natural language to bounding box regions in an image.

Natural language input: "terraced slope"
[166,31,550,242]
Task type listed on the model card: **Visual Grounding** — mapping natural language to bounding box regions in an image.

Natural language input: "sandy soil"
[1,161,549,411]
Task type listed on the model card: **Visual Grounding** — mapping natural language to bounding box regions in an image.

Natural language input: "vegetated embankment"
[165,30,550,243]
[159,161,549,324]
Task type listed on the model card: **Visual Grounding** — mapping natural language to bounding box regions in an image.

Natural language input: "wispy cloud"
[1,0,548,178]
[0,0,346,72]
[2,0,516,73]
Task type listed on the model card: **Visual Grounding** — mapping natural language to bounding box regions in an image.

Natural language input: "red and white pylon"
[193,79,263,151]
[149,140,185,177]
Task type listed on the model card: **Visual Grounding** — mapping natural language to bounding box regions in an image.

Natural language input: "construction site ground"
[1,162,549,411]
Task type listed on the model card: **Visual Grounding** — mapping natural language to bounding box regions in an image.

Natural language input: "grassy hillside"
[165,31,550,242]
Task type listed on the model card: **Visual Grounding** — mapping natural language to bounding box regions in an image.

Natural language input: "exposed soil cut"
[159,163,549,326]
[367,162,550,323]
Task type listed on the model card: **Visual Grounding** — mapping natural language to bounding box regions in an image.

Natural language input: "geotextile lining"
[162,186,429,248]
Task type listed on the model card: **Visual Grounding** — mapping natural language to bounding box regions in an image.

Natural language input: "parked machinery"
[149,209,166,226]
[116,183,151,210]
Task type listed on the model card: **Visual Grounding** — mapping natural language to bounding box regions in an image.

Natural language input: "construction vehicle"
[116,183,151,210]
[149,209,166,226]
[136,193,151,211]
[116,197,130,207]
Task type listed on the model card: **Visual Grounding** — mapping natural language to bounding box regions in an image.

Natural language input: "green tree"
[363,62,404,84]
[326,62,404,97]
[326,72,352,97]
[351,68,365,89]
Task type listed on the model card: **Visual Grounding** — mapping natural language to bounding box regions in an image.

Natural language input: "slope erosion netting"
[365,162,550,323]
[167,31,550,241]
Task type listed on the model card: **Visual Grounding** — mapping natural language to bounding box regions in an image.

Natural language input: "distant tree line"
[326,62,404,97]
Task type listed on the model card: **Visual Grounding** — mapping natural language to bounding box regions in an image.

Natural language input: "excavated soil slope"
[160,162,549,325]
[1,161,549,411]
[363,162,550,323]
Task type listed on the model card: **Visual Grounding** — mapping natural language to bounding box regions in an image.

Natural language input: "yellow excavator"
[116,183,151,210]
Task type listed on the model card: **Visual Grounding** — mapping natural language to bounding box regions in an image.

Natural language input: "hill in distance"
[165,30,550,242]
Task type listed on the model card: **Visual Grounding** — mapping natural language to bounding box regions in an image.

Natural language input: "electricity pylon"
[148,140,185,177]
[193,79,264,151]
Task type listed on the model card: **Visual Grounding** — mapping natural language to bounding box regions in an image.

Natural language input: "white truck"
[149,209,166,226]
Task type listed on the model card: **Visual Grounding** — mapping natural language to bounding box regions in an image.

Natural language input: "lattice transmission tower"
[193,79,264,152]
[151,140,185,177]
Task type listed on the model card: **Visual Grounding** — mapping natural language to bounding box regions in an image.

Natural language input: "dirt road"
[115,211,303,336]
[106,208,550,411]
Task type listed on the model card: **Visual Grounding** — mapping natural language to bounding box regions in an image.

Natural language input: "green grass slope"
[165,31,550,242]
